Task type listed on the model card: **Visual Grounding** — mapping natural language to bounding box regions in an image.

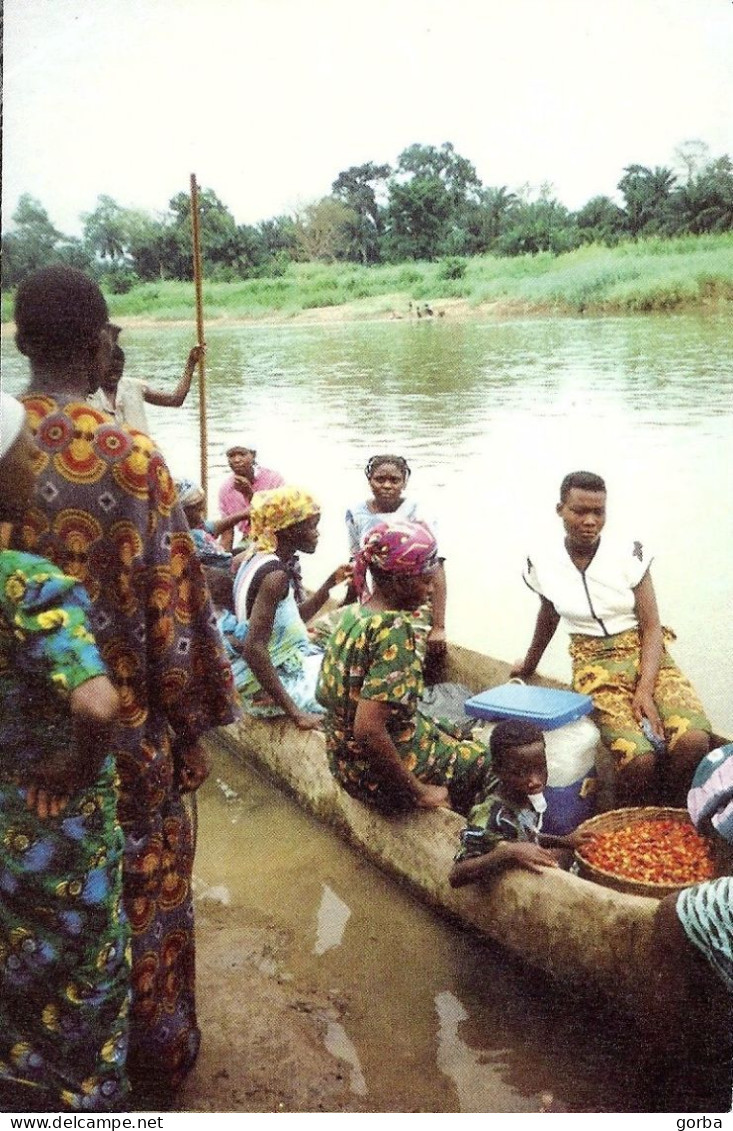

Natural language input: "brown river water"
[2,313,731,1113]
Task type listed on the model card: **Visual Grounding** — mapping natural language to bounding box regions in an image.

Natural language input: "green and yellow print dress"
[316,605,493,814]
[0,550,130,1112]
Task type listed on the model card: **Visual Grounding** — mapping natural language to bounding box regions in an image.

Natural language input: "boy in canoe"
[450,720,581,886]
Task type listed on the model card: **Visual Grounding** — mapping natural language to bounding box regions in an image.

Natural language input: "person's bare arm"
[632,570,665,738]
[26,675,120,818]
[510,596,560,678]
[208,511,249,539]
[143,344,203,408]
[353,699,450,809]
[449,840,560,887]
[299,563,353,623]
[426,562,447,656]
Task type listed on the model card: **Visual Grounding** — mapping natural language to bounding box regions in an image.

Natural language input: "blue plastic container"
[464,683,593,730]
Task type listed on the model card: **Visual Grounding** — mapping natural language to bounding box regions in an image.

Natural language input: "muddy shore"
[176,902,367,1114]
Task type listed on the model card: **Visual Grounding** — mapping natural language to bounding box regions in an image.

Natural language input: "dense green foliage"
[3,140,732,293]
[4,235,729,323]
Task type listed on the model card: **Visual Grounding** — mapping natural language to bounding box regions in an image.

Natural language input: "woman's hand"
[414,781,451,809]
[329,563,354,589]
[509,660,534,679]
[233,475,254,502]
[25,783,69,820]
[426,625,447,657]
[176,742,211,793]
[632,686,664,740]
[291,710,324,731]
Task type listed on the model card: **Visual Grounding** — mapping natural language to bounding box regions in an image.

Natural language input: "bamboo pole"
[190,173,208,505]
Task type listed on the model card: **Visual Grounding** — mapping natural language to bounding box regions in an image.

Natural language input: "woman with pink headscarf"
[316,520,494,814]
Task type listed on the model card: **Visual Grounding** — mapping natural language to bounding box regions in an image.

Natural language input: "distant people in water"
[88,326,203,434]
[512,470,711,807]
[217,444,285,551]
[344,454,447,660]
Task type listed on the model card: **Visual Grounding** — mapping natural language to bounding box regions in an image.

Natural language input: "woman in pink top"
[218,444,285,550]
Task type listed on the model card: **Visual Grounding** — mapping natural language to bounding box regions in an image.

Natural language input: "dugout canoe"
[214,641,731,1046]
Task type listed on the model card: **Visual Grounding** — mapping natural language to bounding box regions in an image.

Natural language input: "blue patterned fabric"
[0,550,130,1111]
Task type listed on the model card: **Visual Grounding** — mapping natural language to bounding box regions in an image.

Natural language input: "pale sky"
[3,0,733,236]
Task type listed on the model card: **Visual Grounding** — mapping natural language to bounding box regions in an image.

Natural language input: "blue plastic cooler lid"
[464,683,593,730]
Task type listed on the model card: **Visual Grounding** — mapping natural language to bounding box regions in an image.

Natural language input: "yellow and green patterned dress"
[316,604,493,814]
[0,550,130,1112]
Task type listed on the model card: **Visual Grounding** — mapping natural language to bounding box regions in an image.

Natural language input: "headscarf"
[1,392,26,460]
[353,519,438,599]
[249,486,320,552]
[687,743,733,846]
[175,478,205,508]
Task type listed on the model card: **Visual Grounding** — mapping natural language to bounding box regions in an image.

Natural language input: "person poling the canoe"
[344,454,447,661]
[449,721,585,887]
[231,486,352,730]
[217,443,286,552]
[316,520,493,814]
[88,326,204,435]
[511,470,711,808]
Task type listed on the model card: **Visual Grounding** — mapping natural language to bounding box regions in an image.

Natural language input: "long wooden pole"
[190,173,208,505]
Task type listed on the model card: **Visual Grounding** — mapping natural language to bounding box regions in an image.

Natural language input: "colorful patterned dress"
[0,550,130,1112]
[13,395,239,1094]
[316,604,492,814]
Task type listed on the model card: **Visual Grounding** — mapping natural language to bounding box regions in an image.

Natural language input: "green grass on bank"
[2,234,732,324]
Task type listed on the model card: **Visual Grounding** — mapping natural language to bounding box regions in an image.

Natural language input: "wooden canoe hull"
[213,641,729,1044]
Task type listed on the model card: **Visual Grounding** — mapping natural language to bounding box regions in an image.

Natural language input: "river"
[2,311,732,1113]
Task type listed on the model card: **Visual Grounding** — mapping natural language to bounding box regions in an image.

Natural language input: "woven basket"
[574,806,710,898]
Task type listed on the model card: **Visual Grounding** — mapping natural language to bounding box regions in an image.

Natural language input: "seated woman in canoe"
[230,486,351,730]
[316,520,493,814]
[512,470,711,807]
[176,478,249,570]
[344,454,447,662]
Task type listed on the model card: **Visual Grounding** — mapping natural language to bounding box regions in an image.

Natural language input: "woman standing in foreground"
[11,266,239,1104]
[512,470,711,807]
[0,394,129,1113]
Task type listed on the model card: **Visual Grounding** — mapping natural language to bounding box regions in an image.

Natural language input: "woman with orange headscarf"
[230,487,351,730]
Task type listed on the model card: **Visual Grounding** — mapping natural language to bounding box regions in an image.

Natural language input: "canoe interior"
[210,637,730,1057]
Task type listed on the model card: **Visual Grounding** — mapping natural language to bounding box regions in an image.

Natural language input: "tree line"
[3,139,732,291]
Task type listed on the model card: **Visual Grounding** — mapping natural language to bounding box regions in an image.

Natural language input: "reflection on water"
[434,990,533,1114]
[3,313,729,732]
[193,743,731,1113]
[314,884,352,956]
[322,1019,367,1097]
